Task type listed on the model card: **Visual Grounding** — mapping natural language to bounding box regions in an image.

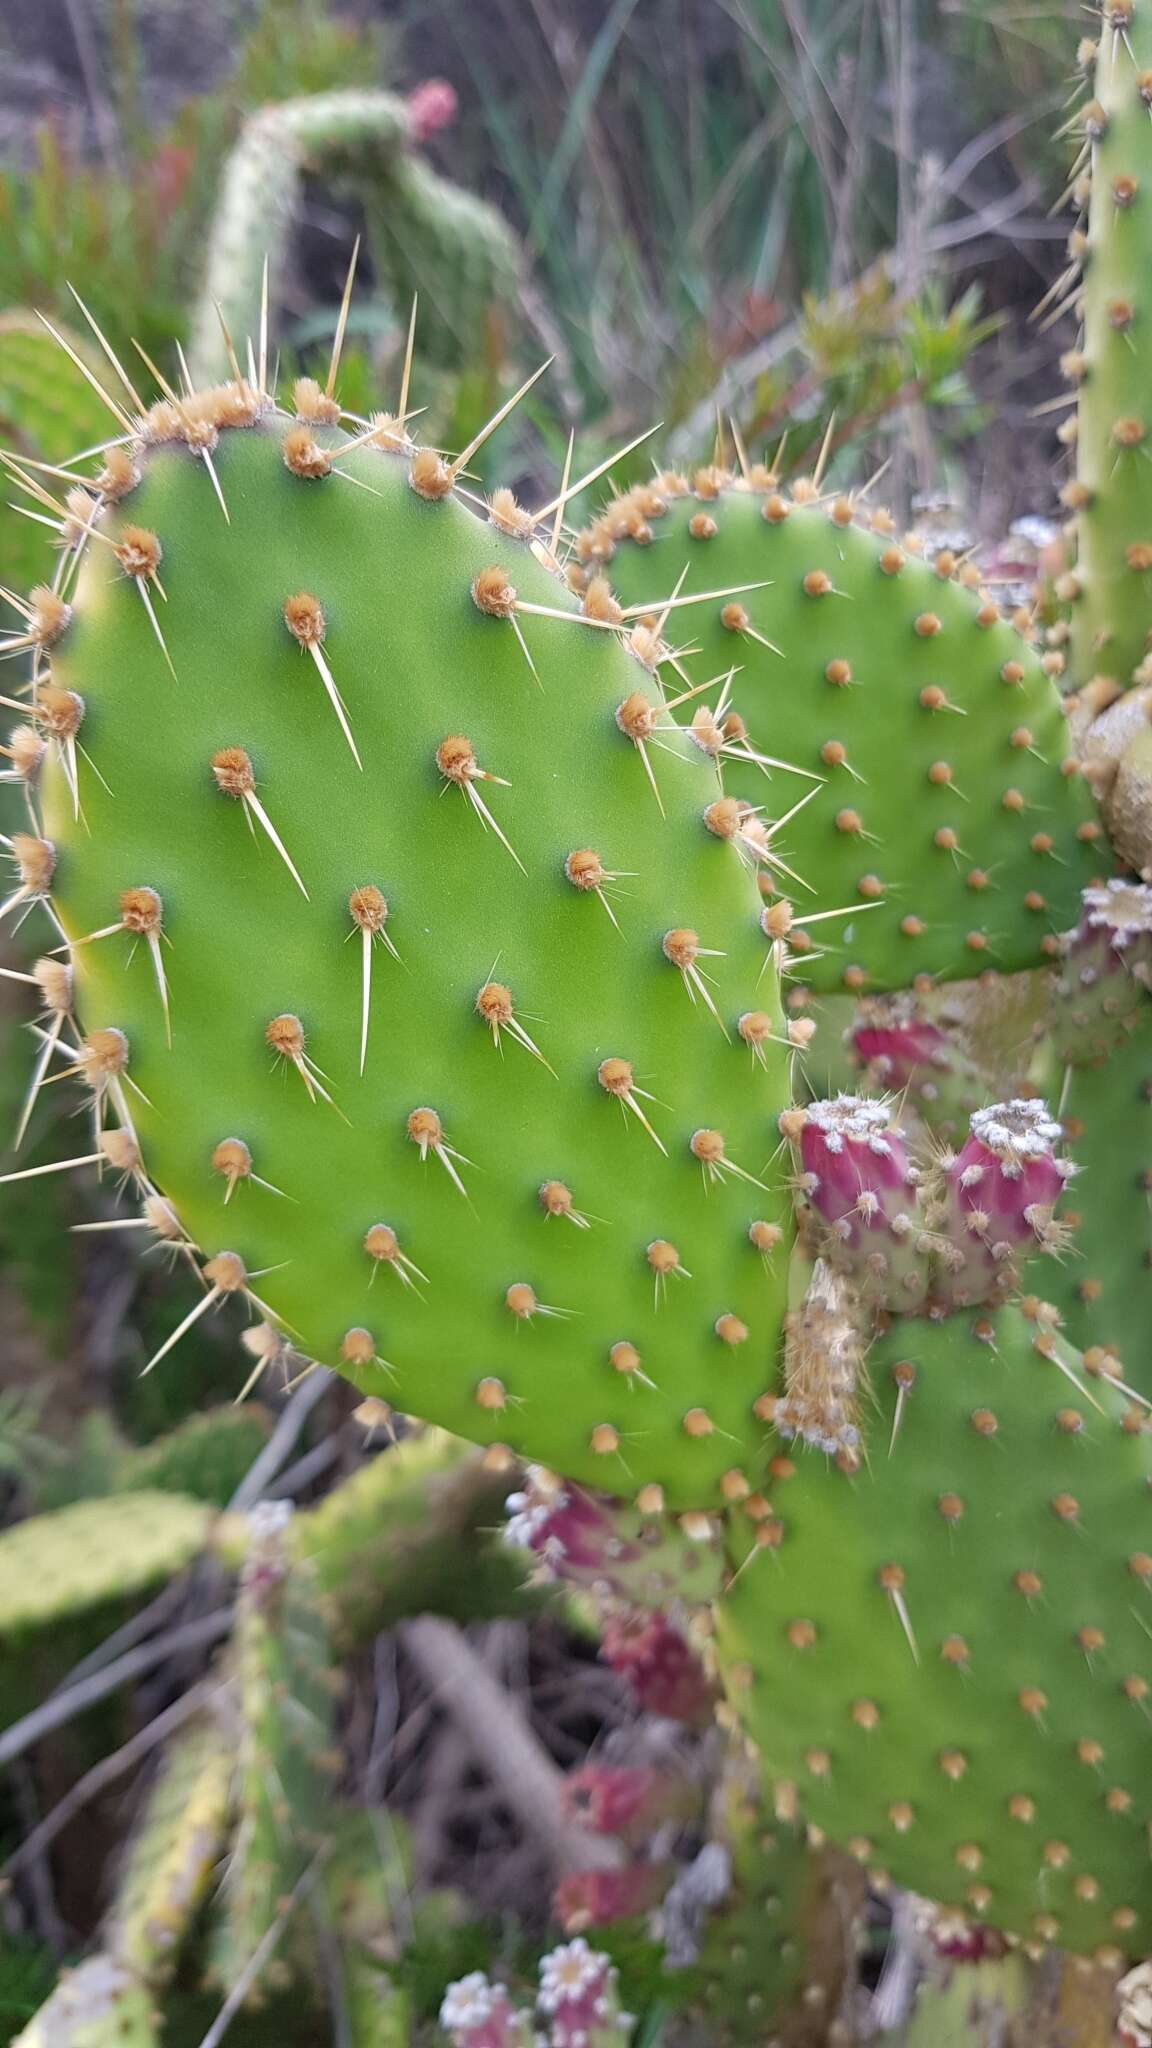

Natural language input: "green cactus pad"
[11,1957,158,2048]
[32,408,795,1507]
[716,1305,1152,1958]
[118,1404,272,1506]
[0,1492,211,1638]
[1070,3,1152,694]
[210,1505,335,1998]
[108,1714,234,1984]
[1039,1023,1152,1391]
[583,480,1104,993]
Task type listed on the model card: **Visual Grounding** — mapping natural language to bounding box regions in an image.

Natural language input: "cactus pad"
[0,1492,211,1638]
[582,480,1104,992]
[716,1305,1152,1958]
[28,402,797,1507]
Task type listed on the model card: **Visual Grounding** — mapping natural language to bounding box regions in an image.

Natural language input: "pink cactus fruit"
[781,1095,931,1310]
[553,1861,674,1933]
[599,1611,717,1727]
[850,996,954,1098]
[406,79,459,142]
[1056,878,1152,1063]
[503,1468,721,1610]
[929,1099,1071,1307]
[439,1973,533,2047]
[562,1762,690,1843]
[537,1938,633,2046]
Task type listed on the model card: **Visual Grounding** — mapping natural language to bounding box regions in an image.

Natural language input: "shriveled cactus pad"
[716,1305,1152,1957]
[31,407,797,1506]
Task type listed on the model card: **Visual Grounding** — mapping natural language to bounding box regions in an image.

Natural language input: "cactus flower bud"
[406,78,459,141]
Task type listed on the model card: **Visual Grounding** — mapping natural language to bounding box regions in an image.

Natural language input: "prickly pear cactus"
[1036,881,1152,1390]
[716,1304,1152,1959]
[1068,1,1152,697]
[107,1715,234,1984]
[117,1403,271,1505]
[0,1491,211,1639]
[10,1956,158,2048]
[210,1502,335,1997]
[19,385,798,1507]
[188,91,520,384]
[580,482,1104,992]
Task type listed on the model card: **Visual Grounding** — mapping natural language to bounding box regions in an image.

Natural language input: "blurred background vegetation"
[0,0,1087,2037]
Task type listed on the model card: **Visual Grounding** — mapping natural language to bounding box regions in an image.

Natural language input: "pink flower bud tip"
[406,78,459,141]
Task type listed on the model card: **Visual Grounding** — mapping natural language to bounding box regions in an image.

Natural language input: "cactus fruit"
[0,1491,211,1639]
[717,1304,1152,1958]
[187,92,519,384]
[21,390,798,1508]
[107,1714,234,1984]
[209,1501,336,1999]
[504,1466,725,1608]
[577,482,1104,993]
[783,1095,1070,1318]
[10,1956,158,2048]
[598,1609,717,1727]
